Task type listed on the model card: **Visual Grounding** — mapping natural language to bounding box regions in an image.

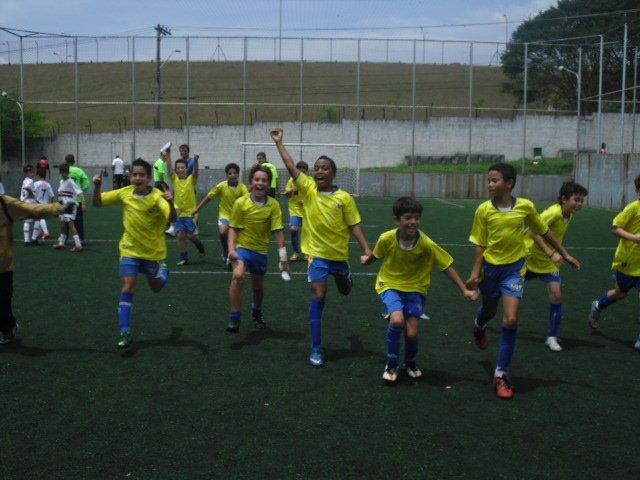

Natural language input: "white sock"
[23,221,32,242]
[73,235,82,247]
[40,219,49,235]
[57,234,67,246]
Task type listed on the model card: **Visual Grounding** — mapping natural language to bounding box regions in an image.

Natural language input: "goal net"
[240,142,361,195]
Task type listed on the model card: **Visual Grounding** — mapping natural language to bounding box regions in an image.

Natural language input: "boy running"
[171,155,205,265]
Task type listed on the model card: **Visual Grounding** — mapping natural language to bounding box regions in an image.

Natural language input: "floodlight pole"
[558,49,582,161]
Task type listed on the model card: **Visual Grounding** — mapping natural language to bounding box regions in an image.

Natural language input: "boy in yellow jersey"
[171,156,205,265]
[361,197,477,383]
[284,160,309,262]
[226,164,289,332]
[270,128,372,367]
[92,158,177,349]
[524,181,588,352]
[467,163,580,399]
[589,174,640,351]
[194,163,248,266]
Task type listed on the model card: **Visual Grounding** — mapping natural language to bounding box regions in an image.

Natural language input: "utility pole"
[155,24,171,129]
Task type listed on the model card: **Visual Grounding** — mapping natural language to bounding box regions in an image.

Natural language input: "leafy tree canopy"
[501,0,640,114]
[0,93,53,161]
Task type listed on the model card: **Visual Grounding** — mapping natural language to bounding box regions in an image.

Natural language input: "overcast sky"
[1,0,558,41]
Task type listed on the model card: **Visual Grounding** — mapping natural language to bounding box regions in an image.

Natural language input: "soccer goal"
[240,142,361,195]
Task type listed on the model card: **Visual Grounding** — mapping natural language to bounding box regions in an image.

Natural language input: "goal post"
[240,142,361,195]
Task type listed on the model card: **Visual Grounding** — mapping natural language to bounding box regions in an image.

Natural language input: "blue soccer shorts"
[119,256,166,279]
[236,247,268,276]
[479,258,525,299]
[524,269,561,284]
[614,270,640,293]
[307,257,350,282]
[175,217,197,234]
[380,290,426,319]
[289,216,302,228]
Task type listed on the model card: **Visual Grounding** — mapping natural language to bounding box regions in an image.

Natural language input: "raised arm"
[270,128,300,178]
[92,174,103,207]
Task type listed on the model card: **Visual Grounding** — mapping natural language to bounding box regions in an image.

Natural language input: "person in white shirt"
[31,168,55,243]
[20,165,36,245]
[52,163,84,252]
[112,155,125,189]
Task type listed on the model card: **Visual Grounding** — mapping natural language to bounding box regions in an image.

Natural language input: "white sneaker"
[545,336,562,352]
[165,225,176,237]
[634,338,640,351]
[382,364,398,382]
[194,227,199,235]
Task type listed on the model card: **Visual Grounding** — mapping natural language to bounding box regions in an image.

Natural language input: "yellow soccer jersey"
[207,181,249,221]
[101,186,170,261]
[285,177,304,217]
[469,197,547,265]
[230,194,283,254]
[295,173,361,261]
[525,203,571,274]
[373,229,454,296]
[611,199,640,276]
[171,173,197,217]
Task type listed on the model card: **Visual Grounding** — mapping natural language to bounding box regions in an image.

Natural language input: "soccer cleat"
[52,243,65,250]
[382,364,398,383]
[289,252,300,262]
[405,363,423,379]
[117,331,132,349]
[309,346,324,367]
[165,226,176,237]
[177,259,189,266]
[545,336,562,352]
[253,311,266,330]
[0,324,18,345]
[226,320,240,333]
[588,300,601,330]
[70,245,83,252]
[473,325,489,350]
[493,374,514,399]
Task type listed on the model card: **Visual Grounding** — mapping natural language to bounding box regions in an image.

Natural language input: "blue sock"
[548,303,562,337]
[309,298,325,348]
[180,251,188,261]
[596,294,615,311]
[251,304,262,318]
[405,338,419,366]
[229,310,241,324]
[118,292,133,333]
[156,263,169,288]
[291,230,300,253]
[497,324,518,374]
[386,325,403,368]
[195,241,205,254]
[475,306,493,329]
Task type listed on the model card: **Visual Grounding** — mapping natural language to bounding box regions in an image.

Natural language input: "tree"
[0,93,53,162]
[501,0,640,115]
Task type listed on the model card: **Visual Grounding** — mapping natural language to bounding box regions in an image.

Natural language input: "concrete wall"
[21,112,636,171]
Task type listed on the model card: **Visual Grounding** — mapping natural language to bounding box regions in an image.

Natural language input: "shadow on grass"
[324,334,379,362]
[120,327,209,358]
[517,331,604,350]
[477,359,594,394]
[0,339,113,357]
[589,330,638,351]
[229,326,306,350]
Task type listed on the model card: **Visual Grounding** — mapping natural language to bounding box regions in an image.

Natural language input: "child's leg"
[186,233,205,255]
[40,218,49,236]
[475,297,498,329]
[251,274,265,327]
[386,311,405,369]
[177,231,189,262]
[147,261,169,293]
[290,225,300,254]
[495,295,520,377]
[118,276,137,334]
[227,260,246,331]
[219,225,229,260]
[55,221,68,246]
[309,281,328,350]
[594,285,626,311]
[404,316,420,367]
[546,281,562,338]
[0,271,17,335]
[23,220,33,243]
[68,221,82,249]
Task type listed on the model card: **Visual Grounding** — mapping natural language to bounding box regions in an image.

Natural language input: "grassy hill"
[0,61,523,134]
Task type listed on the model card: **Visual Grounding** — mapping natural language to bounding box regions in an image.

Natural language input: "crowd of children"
[6,131,640,401]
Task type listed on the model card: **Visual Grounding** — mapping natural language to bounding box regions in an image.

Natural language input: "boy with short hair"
[467,163,580,399]
[20,165,36,246]
[171,156,205,265]
[194,163,249,265]
[226,163,289,333]
[588,173,640,350]
[52,163,83,252]
[256,152,279,198]
[154,144,175,236]
[271,128,372,367]
[92,158,176,349]
[361,197,478,383]
[31,167,55,242]
[524,181,588,352]
[285,160,309,262]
